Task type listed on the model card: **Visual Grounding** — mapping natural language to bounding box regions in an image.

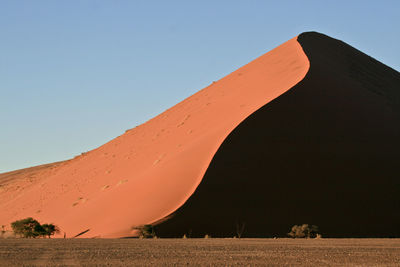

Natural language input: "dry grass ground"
[0,238,399,266]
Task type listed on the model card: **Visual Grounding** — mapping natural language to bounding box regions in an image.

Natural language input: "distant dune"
[1,32,399,238]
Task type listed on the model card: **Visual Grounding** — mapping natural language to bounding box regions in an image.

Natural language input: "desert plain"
[1,238,400,266]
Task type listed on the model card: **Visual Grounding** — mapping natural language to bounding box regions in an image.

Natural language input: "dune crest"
[0,35,309,237]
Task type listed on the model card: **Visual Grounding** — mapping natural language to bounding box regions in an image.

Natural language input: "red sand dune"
[156,33,400,238]
[1,32,399,238]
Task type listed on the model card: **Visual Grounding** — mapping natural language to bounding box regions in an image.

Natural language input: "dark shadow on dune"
[156,32,400,238]
[73,229,90,238]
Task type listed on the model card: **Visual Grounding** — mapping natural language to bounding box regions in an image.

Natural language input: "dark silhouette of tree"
[41,224,59,238]
[1,225,5,237]
[236,221,246,238]
[288,224,319,238]
[11,217,59,238]
[132,224,156,238]
[11,217,41,238]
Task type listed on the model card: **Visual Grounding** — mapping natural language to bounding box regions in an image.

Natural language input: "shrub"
[41,224,60,238]
[133,224,156,238]
[11,218,59,238]
[236,221,246,238]
[0,225,5,238]
[288,224,319,238]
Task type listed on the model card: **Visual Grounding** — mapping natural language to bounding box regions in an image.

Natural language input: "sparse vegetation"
[1,225,5,237]
[236,221,246,238]
[11,218,59,238]
[11,217,41,238]
[133,224,156,238]
[41,224,59,238]
[288,224,319,238]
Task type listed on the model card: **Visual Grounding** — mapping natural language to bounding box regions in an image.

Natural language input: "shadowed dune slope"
[0,35,309,238]
[156,32,400,238]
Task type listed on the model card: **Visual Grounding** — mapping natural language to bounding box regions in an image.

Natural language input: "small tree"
[133,224,156,238]
[1,225,5,237]
[41,224,59,238]
[11,217,42,238]
[236,221,246,238]
[288,224,319,238]
[11,218,59,238]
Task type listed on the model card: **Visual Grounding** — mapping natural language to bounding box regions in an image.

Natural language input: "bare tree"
[236,221,246,238]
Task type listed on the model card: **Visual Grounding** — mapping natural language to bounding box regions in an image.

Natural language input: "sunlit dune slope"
[156,32,400,238]
[0,35,309,237]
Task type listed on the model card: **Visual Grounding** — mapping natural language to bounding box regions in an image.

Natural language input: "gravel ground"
[0,238,399,266]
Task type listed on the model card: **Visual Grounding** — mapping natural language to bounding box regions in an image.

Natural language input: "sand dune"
[1,32,399,238]
[0,35,308,238]
[156,32,400,237]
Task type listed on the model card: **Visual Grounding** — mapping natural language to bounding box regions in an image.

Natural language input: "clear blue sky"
[1,0,399,173]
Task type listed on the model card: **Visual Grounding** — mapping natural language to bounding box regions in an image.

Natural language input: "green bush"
[11,218,59,238]
[288,224,319,238]
[133,224,156,238]
[41,224,59,238]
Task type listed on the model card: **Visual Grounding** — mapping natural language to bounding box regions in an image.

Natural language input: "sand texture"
[1,32,399,238]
